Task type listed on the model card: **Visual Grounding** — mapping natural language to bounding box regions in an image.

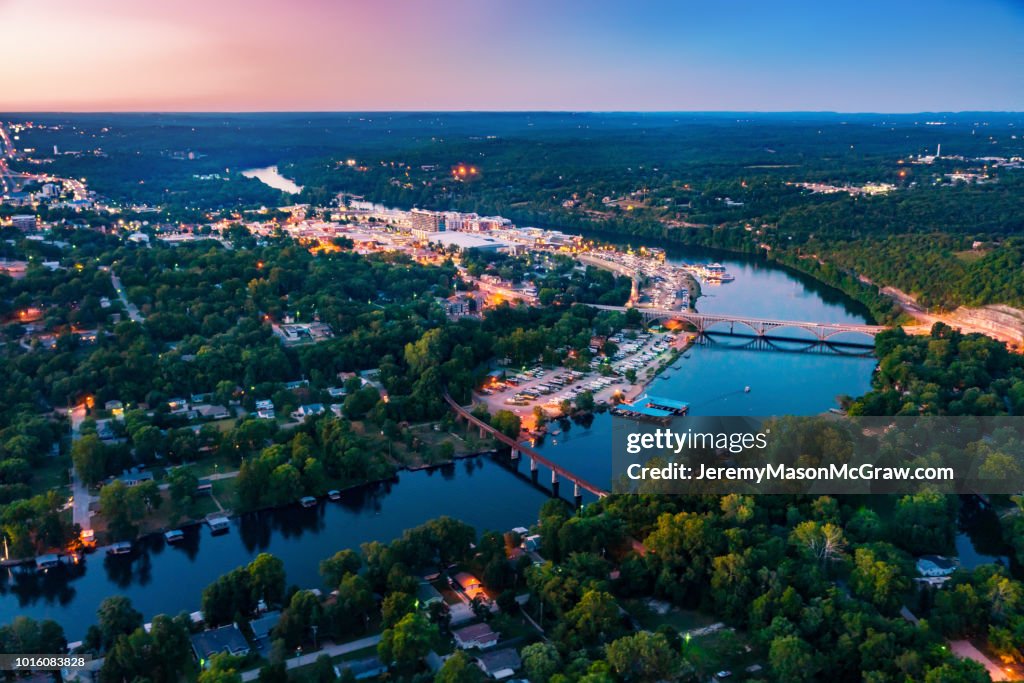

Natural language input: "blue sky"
[1,0,1021,111]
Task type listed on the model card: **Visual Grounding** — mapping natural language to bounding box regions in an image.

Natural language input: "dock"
[611,393,689,421]
[207,515,231,534]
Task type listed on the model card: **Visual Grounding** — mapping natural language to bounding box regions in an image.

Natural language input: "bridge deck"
[443,393,609,498]
[585,304,887,337]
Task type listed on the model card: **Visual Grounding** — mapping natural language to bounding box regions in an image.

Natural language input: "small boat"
[684,353,691,359]
[107,542,132,556]
[744,386,751,393]
[164,529,185,544]
[207,516,230,534]
[300,496,317,508]
[550,429,561,436]
[660,374,670,380]
[327,489,341,501]
[35,554,60,571]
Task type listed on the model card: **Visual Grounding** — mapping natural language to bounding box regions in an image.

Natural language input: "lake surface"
[1,243,889,640]
[529,245,878,492]
[241,166,303,194]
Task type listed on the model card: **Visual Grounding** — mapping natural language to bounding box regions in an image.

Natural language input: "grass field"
[30,456,71,497]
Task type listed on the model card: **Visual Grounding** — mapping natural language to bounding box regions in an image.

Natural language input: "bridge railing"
[442,392,609,498]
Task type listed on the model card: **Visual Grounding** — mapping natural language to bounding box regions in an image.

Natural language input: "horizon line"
[2,109,1023,116]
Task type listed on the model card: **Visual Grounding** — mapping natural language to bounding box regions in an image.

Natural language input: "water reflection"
[0,243,884,638]
[0,563,82,607]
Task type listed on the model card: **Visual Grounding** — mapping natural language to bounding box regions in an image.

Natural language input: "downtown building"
[410,208,445,239]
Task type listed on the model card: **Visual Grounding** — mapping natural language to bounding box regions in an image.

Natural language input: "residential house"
[417,582,444,606]
[190,624,251,664]
[334,656,387,681]
[917,555,958,577]
[453,623,500,650]
[292,404,325,420]
[453,572,484,599]
[195,404,230,420]
[117,469,154,487]
[249,610,281,650]
[476,649,521,680]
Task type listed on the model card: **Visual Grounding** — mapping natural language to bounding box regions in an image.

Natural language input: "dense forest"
[12,113,1024,312]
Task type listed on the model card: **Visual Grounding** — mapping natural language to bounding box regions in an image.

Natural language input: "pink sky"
[2,0,1022,112]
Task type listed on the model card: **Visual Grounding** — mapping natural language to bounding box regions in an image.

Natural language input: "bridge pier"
[443,392,610,499]
[574,482,580,498]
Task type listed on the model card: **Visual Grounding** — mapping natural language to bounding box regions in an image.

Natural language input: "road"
[67,404,95,531]
[948,640,1013,681]
[0,121,90,202]
[239,634,382,682]
[0,122,19,195]
[111,271,144,323]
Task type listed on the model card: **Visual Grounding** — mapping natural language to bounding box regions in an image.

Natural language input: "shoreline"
[5,450,500,567]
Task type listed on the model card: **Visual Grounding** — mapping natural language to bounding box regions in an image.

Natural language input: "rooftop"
[476,648,522,675]
[250,610,281,641]
[426,231,509,251]
[453,622,499,642]
[190,624,250,660]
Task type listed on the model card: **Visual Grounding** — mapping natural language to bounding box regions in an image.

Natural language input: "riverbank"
[874,283,1024,350]
[0,229,881,640]
[3,447,504,568]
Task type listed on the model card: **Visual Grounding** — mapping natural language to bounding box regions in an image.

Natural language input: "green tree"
[490,410,521,439]
[99,480,144,540]
[72,433,109,485]
[249,553,287,606]
[198,654,244,683]
[320,549,362,589]
[560,590,621,647]
[378,611,436,673]
[0,616,66,655]
[769,635,818,683]
[167,466,199,513]
[434,650,486,683]
[606,631,686,683]
[96,596,143,650]
[520,642,561,683]
[382,591,416,628]
[100,614,193,683]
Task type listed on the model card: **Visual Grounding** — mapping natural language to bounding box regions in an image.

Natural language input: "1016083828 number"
[0,654,91,671]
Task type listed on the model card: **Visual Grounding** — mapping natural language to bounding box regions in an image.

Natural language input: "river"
[527,245,878,495]
[240,166,304,194]
[0,244,994,640]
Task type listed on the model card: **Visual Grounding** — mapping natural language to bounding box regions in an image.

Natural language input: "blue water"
[0,245,879,639]
[529,247,876,492]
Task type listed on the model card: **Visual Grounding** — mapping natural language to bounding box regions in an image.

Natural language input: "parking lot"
[475,330,686,428]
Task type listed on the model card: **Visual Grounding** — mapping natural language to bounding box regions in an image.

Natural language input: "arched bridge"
[584,304,888,344]
[443,392,609,499]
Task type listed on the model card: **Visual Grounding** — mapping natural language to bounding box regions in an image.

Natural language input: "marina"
[611,393,690,421]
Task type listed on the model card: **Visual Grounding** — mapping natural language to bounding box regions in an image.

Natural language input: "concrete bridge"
[584,304,888,343]
[443,392,609,499]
